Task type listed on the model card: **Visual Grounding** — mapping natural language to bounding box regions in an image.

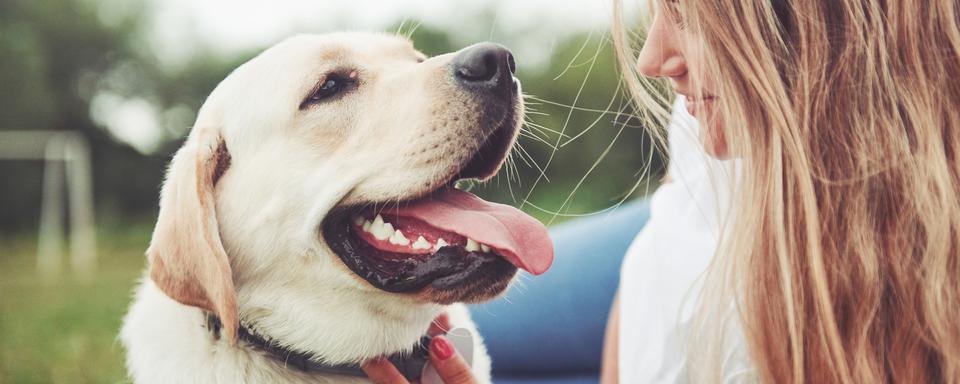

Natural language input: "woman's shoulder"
[617,99,750,383]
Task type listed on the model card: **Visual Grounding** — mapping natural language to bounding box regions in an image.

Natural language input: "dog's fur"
[119,32,524,383]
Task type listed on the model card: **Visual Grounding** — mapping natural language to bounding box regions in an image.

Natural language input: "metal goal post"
[0,130,97,282]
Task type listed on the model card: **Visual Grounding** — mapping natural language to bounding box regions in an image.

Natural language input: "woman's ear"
[147,125,238,342]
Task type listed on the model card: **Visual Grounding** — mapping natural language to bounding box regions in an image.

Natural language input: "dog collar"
[204,313,431,380]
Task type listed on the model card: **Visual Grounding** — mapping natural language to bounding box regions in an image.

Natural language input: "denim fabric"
[468,199,651,383]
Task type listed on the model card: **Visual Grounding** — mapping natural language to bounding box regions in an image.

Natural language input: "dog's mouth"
[321,107,554,302]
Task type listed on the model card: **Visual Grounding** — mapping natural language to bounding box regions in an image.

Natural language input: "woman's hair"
[615,0,960,382]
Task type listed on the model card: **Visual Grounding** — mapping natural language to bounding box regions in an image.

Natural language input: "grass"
[0,192,640,383]
[0,221,152,384]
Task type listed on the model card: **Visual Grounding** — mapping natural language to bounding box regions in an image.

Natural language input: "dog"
[119,32,554,383]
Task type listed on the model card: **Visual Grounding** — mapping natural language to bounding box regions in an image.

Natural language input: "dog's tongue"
[396,189,553,275]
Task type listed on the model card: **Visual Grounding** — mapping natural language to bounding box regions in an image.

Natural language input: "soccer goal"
[0,130,97,282]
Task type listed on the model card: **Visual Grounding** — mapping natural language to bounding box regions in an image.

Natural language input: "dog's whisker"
[406,21,423,38]
[520,200,625,218]
[521,134,560,154]
[508,154,523,187]
[514,142,542,173]
[502,156,519,205]
[559,82,622,148]
[523,122,569,140]
[519,131,559,150]
[520,95,544,105]
[520,120,551,135]
[395,20,409,36]
[523,120,565,135]
[514,143,549,182]
[512,145,535,168]
[519,39,605,212]
[547,105,631,225]
[395,20,423,39]
[524,95,623,115]
[502,154,513,180]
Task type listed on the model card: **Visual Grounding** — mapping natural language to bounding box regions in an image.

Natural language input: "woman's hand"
[361,314,478,384]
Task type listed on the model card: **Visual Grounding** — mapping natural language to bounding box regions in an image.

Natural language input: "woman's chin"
[702,124,732,159]
[688,98,731,159]
[704,142,732,159]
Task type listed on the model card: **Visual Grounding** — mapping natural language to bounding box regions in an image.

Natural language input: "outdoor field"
[0,222,151,383]
[3,0,951,383]
[0,0,663,382]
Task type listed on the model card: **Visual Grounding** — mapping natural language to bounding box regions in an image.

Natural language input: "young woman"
[613,0,960,382]
[365,0,960,382]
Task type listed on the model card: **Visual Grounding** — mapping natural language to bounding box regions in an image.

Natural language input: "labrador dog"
[119,32,553,383]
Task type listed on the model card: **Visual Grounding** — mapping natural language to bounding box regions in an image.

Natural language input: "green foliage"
[0,2,665,380]
[0,0,168,231]
[0,224,150,383]
[0,1,664,230]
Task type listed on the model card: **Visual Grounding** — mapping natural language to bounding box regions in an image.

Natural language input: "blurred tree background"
[0,0,663,382]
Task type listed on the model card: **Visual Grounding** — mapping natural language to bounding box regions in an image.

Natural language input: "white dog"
[120,32,554,383]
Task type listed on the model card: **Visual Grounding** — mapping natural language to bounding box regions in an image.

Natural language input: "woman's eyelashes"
[665,0,687,29]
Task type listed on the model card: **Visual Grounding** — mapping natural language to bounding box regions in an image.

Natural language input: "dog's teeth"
[370,215,392,240]
[480,243,491,253]
[372,229,390,241]
[465,238,480,252]
[412,236,432,250]
[377,223,395,240]
[353,216,365,226]
[389,229,410,246]
[369,223,386,239]
[370,214,386,237]
[435,238,449,250]
[362,220,372,232]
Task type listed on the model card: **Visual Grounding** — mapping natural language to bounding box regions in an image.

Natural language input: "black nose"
[453,43,517,91]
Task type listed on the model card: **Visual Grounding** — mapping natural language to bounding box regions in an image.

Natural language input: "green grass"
[0,193,648,383]
[0,222,152,384]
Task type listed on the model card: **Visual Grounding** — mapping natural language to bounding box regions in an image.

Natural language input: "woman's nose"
[636,13,687,79]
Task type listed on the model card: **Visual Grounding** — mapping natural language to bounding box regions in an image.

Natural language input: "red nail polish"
[431,336,454,360]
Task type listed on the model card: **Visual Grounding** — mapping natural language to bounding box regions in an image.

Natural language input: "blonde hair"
[615,0,960,382]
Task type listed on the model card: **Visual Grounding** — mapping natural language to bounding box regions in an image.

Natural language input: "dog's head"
[145,32,553,361]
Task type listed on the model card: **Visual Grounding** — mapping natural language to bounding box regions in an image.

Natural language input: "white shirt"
[618,100,753,383]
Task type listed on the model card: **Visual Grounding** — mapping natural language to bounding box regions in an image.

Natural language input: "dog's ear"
[147,125,238,342]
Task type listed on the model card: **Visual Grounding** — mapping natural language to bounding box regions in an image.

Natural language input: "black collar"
[204,313,432,379]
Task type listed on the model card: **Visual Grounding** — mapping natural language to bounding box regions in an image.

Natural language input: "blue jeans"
[469,199,651,384]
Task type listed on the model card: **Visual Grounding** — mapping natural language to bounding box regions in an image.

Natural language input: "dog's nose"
[453,43,517,91]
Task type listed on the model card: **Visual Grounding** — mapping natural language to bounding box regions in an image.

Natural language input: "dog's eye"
[314,77,344,99]
[302,71,357,108]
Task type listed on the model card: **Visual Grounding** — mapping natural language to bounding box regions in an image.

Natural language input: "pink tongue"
[392,189,553,275]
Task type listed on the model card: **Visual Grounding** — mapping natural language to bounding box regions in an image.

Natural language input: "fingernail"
[431,336,454,360]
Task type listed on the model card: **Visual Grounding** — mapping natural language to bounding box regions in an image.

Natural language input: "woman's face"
[636,1,729,159]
